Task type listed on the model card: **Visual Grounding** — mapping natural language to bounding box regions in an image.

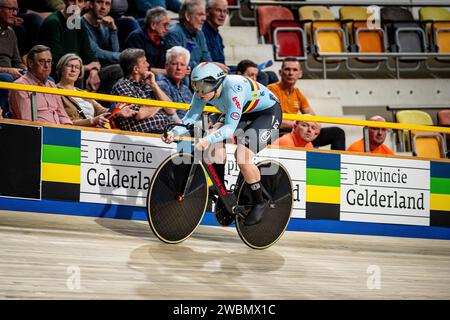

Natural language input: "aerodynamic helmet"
[191,62,226,94]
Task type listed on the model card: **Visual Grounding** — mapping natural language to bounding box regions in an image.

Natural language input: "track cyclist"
[162,62,282,225]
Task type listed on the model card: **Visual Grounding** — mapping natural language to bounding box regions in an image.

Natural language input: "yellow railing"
[1,81,450,134]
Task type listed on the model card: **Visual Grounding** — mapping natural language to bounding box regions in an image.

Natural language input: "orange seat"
[354,22,385,54]
[433,22,450,54]
[339,6,385,70]
[414,135,444,159]
[313,21,345,53]
[396,110,445,158]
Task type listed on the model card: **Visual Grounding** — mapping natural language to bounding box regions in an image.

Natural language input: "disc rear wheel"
[236,160,293,249]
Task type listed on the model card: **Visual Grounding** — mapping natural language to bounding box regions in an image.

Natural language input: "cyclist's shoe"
[244,201,268,226]
[214,198,235,226]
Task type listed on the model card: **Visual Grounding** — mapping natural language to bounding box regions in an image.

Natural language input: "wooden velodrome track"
[0,209,449,299]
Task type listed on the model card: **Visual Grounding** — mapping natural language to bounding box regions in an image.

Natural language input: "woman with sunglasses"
[162,62,282,226]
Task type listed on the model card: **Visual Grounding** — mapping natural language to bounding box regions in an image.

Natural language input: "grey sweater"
[0,27,26,69]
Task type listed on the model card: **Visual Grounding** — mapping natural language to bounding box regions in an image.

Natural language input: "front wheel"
[146,152,209,244]
[235,160,293,249]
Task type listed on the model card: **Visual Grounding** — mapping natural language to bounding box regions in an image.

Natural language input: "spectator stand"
[246,0,450,78]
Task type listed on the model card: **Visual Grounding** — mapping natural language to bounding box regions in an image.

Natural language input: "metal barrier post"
[30,92,37,121]
[363,126,370,153]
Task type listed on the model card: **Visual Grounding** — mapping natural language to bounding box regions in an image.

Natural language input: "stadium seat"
[419,7,450,67]
[380,7,428,59]
[413,135,444,159]
[257,5,295,44]
[299,6,335,24]
[396,110,433,125]
[437,109,450,126]
[299,6,347,74]
[227,0,240,11]
[298,5,337,47]
[340,6,387,71]
[437,109,450,157]
[396,110,444,158]
[271,20,307,61]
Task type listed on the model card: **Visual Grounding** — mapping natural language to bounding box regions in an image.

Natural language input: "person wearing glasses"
[164,0,228,73]
[0,0,27,117]
[9,44,72,124]
[162,62,282,226]
[56,53,109,127]
[202,0,228,69]
[38,0,102,91]
[125,6,171,76]
[56,53,133,127]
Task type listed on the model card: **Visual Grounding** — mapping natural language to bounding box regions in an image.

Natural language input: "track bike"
[146,113,293,249]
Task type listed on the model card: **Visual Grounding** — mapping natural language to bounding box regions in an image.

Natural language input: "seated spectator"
[0,0,27,117]
[38,0,101,91]
[235,59,277,86]
[157,46,192,118]
[164,0,220,71]
[9,45,72,124]
[272,116,320,148]
[134,0,181,19]
[18,0,63,20]
[125,6,170,75]
[109,0,140,50]
[82,0,120,66]
[56,53,110,127]
[14,0,45,56]
[112,48,178,133]
[268,57,346,150]
[202,0,228,72]
[236,59,258,81]
[347,115,394,155]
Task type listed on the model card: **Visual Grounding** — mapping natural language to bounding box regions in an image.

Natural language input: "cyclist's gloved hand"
[195,138,209,151]
[162,131,175,144]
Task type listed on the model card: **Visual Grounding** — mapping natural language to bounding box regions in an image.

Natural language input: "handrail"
[0,81,190,112]
[1,81,450,134]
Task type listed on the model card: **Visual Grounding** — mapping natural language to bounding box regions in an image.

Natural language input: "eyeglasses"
[213,8,228,15]
[36,59,53,66]
[0,5,18,13]
[158,21,171,28]
[65,64,81,70]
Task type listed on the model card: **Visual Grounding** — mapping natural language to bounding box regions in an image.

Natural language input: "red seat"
[437,109,450,157]
[271,20,307,60]
[257,5,295,43]
[227,0,239,10]
[438,109,450,126]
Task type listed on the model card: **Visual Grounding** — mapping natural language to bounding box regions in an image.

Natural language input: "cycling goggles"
[191,78,222,94]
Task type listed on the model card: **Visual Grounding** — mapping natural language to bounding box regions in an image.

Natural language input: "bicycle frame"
[165,112,278,219]
[165,113,252,219]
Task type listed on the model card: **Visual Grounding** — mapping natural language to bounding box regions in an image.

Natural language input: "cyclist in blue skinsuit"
[162,62,282,225]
